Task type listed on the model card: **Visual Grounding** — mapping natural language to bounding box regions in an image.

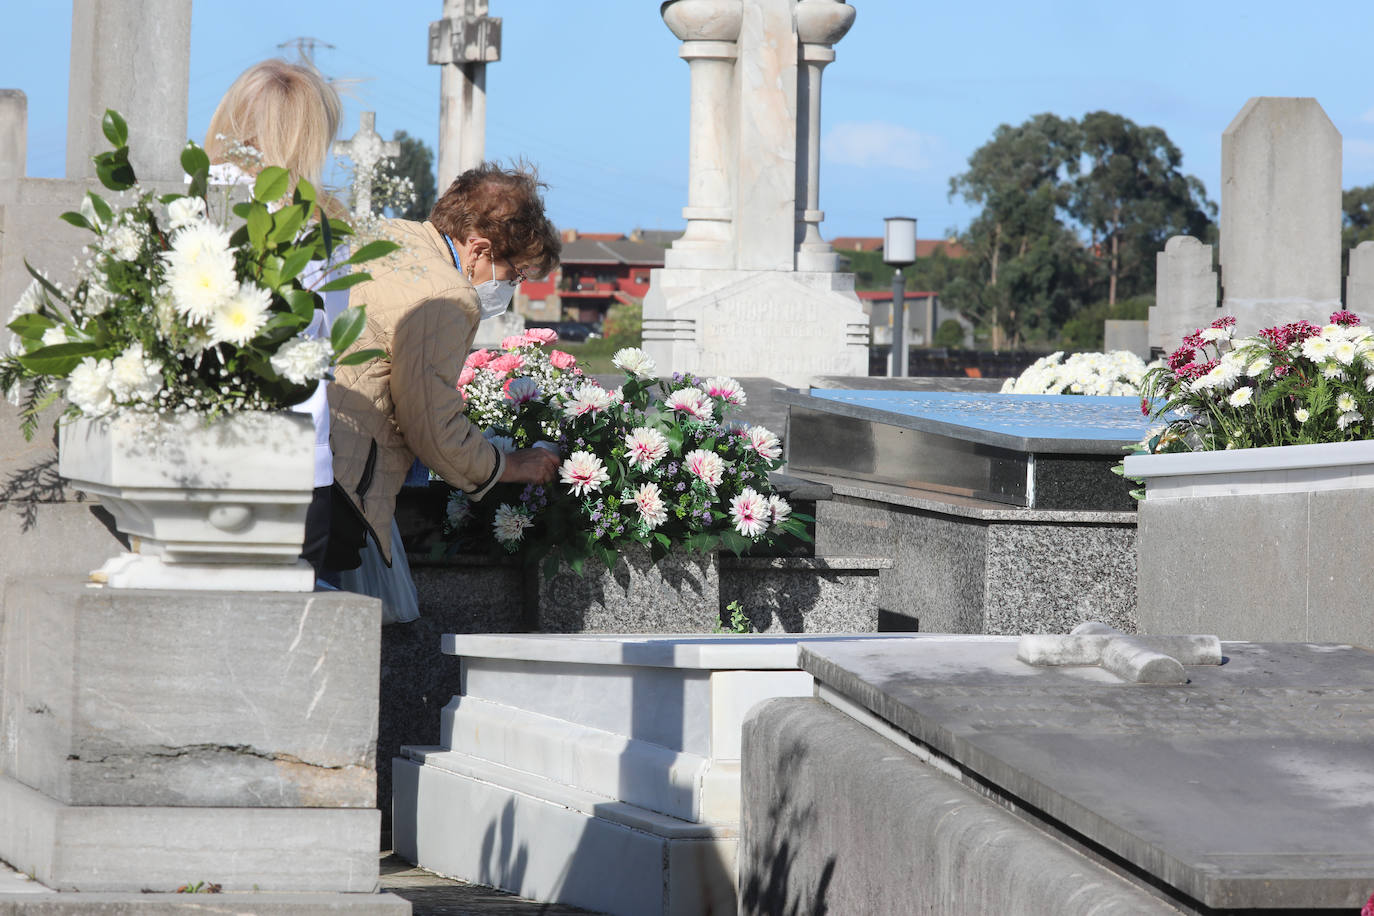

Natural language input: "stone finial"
[661,0,743,42]
[1150,235,1218,354]
[1220,98,1342,337]
[1016,621,1222,686]
[331,112,401,219]
[795,0,855,46]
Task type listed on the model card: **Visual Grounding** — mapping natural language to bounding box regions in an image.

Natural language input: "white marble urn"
[660,0,743,42]
[57,411,316,591]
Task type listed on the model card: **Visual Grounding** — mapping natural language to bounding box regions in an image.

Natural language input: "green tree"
[1343,185,1374,250]
[1069,112,1215,306]
[379,130,437,221]
[947,113,1087,349]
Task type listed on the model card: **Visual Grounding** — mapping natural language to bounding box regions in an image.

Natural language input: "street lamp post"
[883,216,917,378]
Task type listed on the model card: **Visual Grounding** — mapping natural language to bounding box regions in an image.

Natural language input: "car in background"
[529,321,601,343]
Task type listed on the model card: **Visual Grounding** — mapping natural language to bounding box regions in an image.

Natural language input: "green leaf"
[8,314,56,339]
[294,178,317,203]
[23,260,68,305]
[17,341,110,376]
[662,424,684,452]
[232,202,252,219]
[86,192,114,228]
[253,166,291,204]
[318,272,370,293]
[345,239,402,265]
[246,204,271,250]
[277,247,316,285]
[179,143,210,178]
[187,167,209,200]
[283,288,319,324]
[330,306,368,353]
[337,348,386,367]
[260,313,306,334]
[58,211,97,232]
[268,205,307,247]
[93,148,135,191]
[101,110,128,148]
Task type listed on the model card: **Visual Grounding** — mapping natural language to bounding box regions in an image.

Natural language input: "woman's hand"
[499,447,560,484]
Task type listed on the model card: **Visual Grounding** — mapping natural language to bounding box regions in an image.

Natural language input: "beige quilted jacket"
[328,219,504,564]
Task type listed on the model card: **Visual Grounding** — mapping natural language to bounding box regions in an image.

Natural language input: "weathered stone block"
[0,579,380,807]
[0,772,379,893]
[740,697,1179,915]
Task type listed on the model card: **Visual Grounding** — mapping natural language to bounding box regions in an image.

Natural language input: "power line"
[277,36,336,67]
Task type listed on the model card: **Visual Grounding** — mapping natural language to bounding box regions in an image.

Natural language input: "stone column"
[0,90,25,191]
[662,0,743,271]
[66,0,190,183]
[1220,97,1342,337]
[430,0,501,189]
[794,0,854,273]
[734,0,799,271]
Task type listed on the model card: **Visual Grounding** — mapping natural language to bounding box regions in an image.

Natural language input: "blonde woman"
[202,61,405,605]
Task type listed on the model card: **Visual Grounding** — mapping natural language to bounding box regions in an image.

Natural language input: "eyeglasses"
[505,258,529,285]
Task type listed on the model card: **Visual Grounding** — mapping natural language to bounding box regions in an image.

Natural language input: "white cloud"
[822,121,937,171]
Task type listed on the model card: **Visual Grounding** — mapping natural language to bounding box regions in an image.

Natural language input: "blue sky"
[7,1,1374,240]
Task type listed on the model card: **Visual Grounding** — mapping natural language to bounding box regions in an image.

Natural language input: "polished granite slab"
[788,390,1154,454]
[800,638,1374,910]
[782,390,1145,509]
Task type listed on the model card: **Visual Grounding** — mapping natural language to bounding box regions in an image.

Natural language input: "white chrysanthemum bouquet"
[0,109,394,439]
[1139,311,1374,453]
[1001,350,1157,396]
[442,343,809,577]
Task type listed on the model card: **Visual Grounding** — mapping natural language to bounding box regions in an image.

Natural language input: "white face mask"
[474,256,516,320]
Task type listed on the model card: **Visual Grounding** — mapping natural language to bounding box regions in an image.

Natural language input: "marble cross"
[1017,621,1222,686]
[332,111,400,220]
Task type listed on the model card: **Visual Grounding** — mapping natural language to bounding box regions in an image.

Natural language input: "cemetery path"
[380,853,605,915]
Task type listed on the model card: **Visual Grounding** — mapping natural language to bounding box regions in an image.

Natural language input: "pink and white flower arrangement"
[457,328,579,444]
[1140,311,1374,453]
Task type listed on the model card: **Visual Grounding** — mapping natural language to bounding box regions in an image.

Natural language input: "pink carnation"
[550,349,577,370]
[457,367,476,388]
[465,349,493,369]
[489,353,524,374]
[501,335,528,351]
[525,327,558,344]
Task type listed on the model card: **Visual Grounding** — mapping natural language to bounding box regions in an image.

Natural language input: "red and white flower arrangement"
[1139,311,1374,452]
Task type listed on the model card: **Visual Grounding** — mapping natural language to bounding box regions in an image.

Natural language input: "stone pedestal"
[0,579,383,893]
[392,634,918,916]
[1126,441,1374,645]
[649,0,868,385]
[536,547,719,633]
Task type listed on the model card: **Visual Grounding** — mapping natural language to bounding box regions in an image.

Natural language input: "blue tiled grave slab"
[781,390,1150,510]
[801,638,1374,911]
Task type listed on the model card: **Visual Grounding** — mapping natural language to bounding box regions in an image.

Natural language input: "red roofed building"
[515,228,671,327]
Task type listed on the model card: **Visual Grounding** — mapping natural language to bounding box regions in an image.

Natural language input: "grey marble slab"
[783,389,1153,455]
[800,638,1374,911]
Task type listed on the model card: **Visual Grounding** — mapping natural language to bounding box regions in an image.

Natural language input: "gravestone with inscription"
[741,636,1374,914]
